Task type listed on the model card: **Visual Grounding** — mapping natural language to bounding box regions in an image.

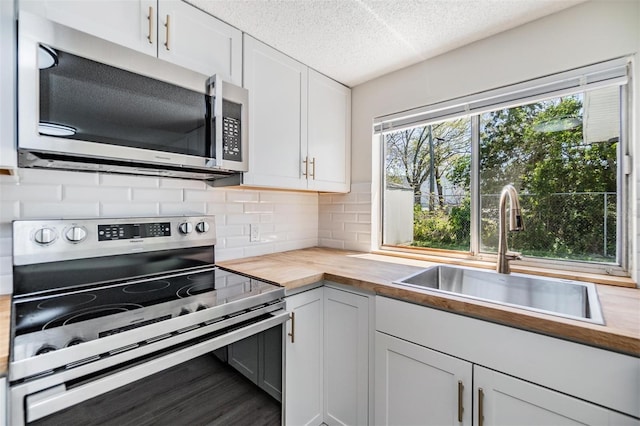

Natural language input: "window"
[383,118,471,252]
[378,59,630,274]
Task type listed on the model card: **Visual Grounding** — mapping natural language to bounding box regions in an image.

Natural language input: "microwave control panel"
[222,116,241,161]
[221,99,242,162]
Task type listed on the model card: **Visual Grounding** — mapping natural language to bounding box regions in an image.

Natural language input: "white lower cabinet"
[0,377,5,426]
[285,287,324,426]
[375,332,472,426]
[284,285,371,426]
[375,296,640,426]
[475,366,640,426]
[375,334,639,426]
[324,287,369,426]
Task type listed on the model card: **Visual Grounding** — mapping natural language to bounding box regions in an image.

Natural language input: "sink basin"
[393,265,604,325]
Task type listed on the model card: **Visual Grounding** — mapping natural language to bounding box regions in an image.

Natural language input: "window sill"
[373,248,636,288]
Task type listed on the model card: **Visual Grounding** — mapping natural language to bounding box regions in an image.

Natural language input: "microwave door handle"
[204,94,214,160]
[207,75,224,165]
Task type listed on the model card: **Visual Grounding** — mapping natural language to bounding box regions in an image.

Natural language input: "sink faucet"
[497,184,524,274]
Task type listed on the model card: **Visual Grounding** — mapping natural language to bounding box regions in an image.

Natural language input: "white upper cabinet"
[243,35,309,190]
[0,0,17,170]
[156,1,241,82]
[307,69,351,193]
[20,0,157,56]
[18,0,242,84]
[243,35,351,193]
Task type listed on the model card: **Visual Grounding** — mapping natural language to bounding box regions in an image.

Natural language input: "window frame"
[375,58,632,278]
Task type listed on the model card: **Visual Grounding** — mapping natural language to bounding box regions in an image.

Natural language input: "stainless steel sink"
[393,265,604,324]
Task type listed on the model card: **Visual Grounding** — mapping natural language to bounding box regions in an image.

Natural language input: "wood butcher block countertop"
[0,248,636,375]
[219,247,640,357]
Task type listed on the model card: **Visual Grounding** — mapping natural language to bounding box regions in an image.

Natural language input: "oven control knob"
[178,222,193,235]
[195,221,210,233]
[179,308,191,316]
[34,227,57,245]
[196,304,209,311]
[35,345,57,356]
[65,226,87,243]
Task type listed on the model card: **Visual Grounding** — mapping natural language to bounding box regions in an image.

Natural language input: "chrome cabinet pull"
[302,157,308,178]
[310,157,316,180]
[478,388,485,426]
[457,380,464,422]
[164,14,170,50]
[147,6,154,44]
[288,312,295,343]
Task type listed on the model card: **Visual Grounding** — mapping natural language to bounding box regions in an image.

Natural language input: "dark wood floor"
[32,353,281,426]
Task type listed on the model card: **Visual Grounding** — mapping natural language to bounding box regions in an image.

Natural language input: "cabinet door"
[258,325,283,402]
[19,0,157,57]
[285,288,324,426]
[375,332,473,426]
[307,70,351,193]
[242,35,309,190]
[0,0,16,169]
[324,288,369,426]
[0,377,5,426]
[475,366,640,426]
[228,334,259,384]
[157,0,241,83]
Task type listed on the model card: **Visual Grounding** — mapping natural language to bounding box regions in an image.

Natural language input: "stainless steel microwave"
[17,12,248,182]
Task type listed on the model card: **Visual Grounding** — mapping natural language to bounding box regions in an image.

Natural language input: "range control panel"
[13,216,217,266]
[98,222,171,241]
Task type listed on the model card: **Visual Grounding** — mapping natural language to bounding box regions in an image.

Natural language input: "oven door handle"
[25,310,289,423]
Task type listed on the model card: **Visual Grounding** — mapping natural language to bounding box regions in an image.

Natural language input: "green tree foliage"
[479,95,617,261]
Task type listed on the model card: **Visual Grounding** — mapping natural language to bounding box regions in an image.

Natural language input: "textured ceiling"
[187,0,585,87]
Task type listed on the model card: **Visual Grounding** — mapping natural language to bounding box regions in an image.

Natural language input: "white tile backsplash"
[100,202,160,217]
[318,182,372,252]
[132,188,183,202]
[22,202,100,219]
[0,169,320,294]
[160,178,207,189]
[159,202,207,216]
[1,183,62,201]
[100,174,159,187]
[63,185,130,202]
[20,168,100,185]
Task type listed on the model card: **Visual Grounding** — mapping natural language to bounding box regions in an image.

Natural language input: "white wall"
[346,0,640,283]
[0,169,318,294]
[352,1,640,181]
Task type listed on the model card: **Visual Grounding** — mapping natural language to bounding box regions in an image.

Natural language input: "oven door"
[10,310,289,425]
